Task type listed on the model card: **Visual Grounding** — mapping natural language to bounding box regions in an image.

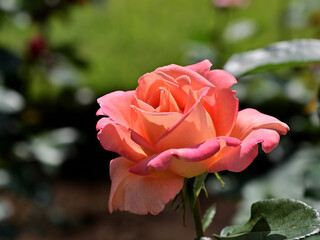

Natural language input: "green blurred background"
[0,0,319,239]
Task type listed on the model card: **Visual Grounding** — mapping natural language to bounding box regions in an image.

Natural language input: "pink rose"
[96,60,289,215]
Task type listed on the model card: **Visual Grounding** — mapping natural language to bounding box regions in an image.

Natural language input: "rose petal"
[155,88,216,152]
[135,138,222,175]
[252,128,280,153]
[109,157,184,215]
[210,88,239,136]
[96,117,109,130]
[231,108,290,140]
[187,60,237,88]
[136,72,178,102]
[130,136,241,178]
[158,87,180,113]
[97,118,146,161]
[97,91,135,127]
[205,69,238,89]
[135,97,155,112]
[185,59,212,75]
[156,63,213,90]
[205,69,239,136]
[209,128,285,173]
[136,71,188,111]
[130,129,156,153]
[174,60,239,136]
[183,86,199,114]
[168,136,241,177]
[131,106,183,145]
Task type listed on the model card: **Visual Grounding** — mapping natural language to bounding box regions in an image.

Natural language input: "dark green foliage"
[214,199,320,240]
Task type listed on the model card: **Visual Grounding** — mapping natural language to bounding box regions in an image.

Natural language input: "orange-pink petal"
[130,136,241,178]
[230,108,290,140]
[156,63,214,90]
[155,90,216,152]
[109,157,184,215]
[97,91,136,128]
[136,72,178,102]
[187,60,239,136]
[97,118,146,161]
[130,106,183,145]
[209,109,289,173]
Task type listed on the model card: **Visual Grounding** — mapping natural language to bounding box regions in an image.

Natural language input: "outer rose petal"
[169,136,241,177]
[230,108,289,140]
[209,129,280,172]
[186,60,237,89]
[210,88,238,136]
[109,157,184,215]
[204,70,239,136]
[97,118,146,161]
[97,91,136,128]
[209,109,289,172]
[130,136,241,178]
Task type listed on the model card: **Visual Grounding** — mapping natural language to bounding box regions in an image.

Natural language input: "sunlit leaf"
[213,199,320,240]
[224,39,320,77]
[203,204,216,232]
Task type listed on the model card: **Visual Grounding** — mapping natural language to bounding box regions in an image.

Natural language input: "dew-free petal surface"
[97,118,146,161]
[109,157,184,215]
[231,108,289,140]
[97,91,136,127]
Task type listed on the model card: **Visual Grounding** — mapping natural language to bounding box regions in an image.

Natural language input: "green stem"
[191,195,204,239]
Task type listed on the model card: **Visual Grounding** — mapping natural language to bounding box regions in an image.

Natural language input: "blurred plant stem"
[192,196,204,239]
[183,178,205,239]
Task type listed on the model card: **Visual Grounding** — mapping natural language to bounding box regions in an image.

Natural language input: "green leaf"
[194,172,208,199]
[224,39,320,78]
[213,199,320,240]
[203,204,216,232]
[306,234,320,240]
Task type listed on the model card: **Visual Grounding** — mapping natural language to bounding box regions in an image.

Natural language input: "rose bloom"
[96,60,289,215]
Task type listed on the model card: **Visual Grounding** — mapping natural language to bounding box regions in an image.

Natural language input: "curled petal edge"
[130,136,241,176]
[209,128,287,173]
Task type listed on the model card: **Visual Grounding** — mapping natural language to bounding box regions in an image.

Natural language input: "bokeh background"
[0,0,319,239]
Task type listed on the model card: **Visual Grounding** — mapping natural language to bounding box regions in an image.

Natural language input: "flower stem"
[191,194,204,239]
[183,178,205,239]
